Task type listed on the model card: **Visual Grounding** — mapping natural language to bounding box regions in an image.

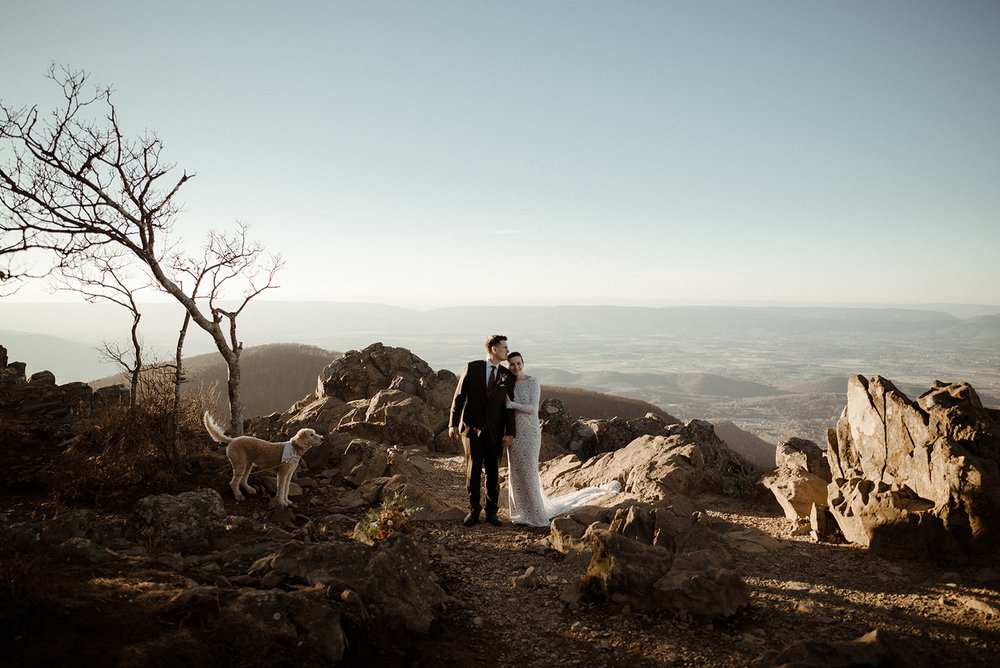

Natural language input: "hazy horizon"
[4,295,999,318]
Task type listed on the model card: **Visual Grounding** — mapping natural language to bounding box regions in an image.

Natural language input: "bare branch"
[2,66,283,435]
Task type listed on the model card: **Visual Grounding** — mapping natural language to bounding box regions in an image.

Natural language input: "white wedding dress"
[506,375,621,527]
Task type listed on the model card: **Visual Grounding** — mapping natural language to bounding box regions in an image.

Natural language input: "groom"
[449,334,516,527]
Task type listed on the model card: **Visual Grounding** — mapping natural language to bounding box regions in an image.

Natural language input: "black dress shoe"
[485,514,503,526]
[463,512,480,527]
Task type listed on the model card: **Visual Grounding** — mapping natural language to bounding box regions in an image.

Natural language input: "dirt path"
[393,454,1000,667]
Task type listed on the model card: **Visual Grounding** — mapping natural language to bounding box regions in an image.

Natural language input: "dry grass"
[52,369,218,509]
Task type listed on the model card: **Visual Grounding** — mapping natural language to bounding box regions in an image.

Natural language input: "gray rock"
[539,398,574,445]
[55,537,113,564]
[565,415,681,461]
[248,534,453,634]
[125,488,227,554]
[276,343,458,449]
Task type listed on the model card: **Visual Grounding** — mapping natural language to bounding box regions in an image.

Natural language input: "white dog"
[203,412,323,507]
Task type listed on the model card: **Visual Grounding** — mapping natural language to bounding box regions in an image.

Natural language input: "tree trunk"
[171,311,192,470]
[226,350,243,435]
[128,310,142,409]
[143,261,245,433]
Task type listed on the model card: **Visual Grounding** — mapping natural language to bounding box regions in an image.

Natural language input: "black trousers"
[464,431,502,516]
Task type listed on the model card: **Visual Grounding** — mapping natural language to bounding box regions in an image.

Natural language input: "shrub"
[52,367,217,509]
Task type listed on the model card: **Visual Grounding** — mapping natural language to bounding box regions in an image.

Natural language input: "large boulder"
[562,414,681,461]
[124,488,228,554]
[278,343,458,449]
[584,528,748,619]
[762,437,832,535]
[247,534,453,635]
[541,420,755,503]
[550,496,748,619]
[539,398,575,445]
[320,342,455,411]
[826,376,1000,561]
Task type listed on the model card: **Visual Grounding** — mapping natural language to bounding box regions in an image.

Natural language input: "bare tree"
[54,248,151,407]
[0,66,282,433]
[170,224,283,434]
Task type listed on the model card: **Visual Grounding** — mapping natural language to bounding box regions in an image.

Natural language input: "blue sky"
[3,1,999,308]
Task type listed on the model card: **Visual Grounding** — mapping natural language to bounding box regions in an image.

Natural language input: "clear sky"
[3,1,999,308]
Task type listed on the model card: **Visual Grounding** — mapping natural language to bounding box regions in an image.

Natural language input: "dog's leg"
[285,463,301,506]
[230,465,245,502]
[241,464,257,495]
[275,469,291,507]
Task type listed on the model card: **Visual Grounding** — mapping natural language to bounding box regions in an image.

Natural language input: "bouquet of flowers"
[352,492,419,545]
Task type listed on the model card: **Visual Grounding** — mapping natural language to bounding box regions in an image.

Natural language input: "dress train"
[506,375,621,527]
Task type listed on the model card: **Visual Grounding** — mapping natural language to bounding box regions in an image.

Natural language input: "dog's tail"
[203,411,233,445]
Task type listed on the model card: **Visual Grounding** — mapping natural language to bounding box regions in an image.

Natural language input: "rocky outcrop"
[827,376,1000,561]
[250,344,694,464]
[547,495,748,619]
[541,420,756,502]
[762,437,832,536]
[552,410,681,461]
[539,398,574,445]
[259,343,460,452]
[0,345,126,438]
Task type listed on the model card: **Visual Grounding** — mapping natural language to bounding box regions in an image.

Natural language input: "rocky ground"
[407,455,1000,667]
[2,445,999,667]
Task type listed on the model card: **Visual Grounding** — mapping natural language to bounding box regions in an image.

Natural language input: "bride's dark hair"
[507,352,523,362]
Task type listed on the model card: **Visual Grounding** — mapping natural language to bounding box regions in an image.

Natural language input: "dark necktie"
[488,364,496,389]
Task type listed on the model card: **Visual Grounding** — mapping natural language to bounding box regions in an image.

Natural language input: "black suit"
[449,359,516,516]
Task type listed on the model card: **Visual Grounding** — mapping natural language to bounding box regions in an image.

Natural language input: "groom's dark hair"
[484,334,507,352]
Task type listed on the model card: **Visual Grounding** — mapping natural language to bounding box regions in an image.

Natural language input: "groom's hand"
[502,435,513,447]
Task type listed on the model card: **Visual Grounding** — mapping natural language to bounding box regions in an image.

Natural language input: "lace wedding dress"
[506,376,621,527]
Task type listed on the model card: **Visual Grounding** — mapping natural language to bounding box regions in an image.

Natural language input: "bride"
[504,351,621,527]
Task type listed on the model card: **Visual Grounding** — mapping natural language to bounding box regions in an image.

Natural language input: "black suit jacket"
[449,360,516,444]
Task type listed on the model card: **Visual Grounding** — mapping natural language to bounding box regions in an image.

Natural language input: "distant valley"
[3,301,998,446]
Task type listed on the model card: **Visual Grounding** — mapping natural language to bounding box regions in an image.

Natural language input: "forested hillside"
[542,385,678,422]
[92,343,338,419]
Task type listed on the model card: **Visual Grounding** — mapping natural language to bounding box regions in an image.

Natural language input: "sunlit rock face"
[250,342,460,451]
[541,419,756,502]
[827,375,1000,561]
[762,437,832,535]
